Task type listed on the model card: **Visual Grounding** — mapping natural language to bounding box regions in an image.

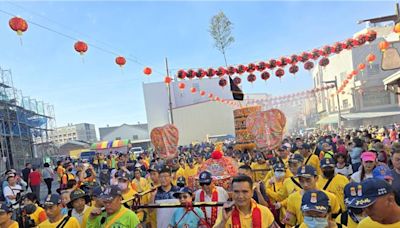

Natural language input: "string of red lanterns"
[175,30,377,86]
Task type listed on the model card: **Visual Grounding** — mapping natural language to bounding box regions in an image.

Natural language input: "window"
[132,135,139,140]
[366,63,380,75]
[343,99,349,109]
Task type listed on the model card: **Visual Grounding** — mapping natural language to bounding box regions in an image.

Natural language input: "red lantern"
[352,70,358,76]
[319,57,330,67]
[115,56,126,67]
[206,68,216,78]
[177,69,187,80]
[227,66,237,75]
[269,59,277,69]
[233,77,242,85]
[358,63,366,71]
[379,41,390,52]
[347,74,353,80]
[208,93,214,99]
[275,68,285,78]
[261,72,270,81]
[190,87,197,94]
[164,76,172,85]
[200,90,206,96]
[279,57,289,67]
[187,69,196,79]
[304,61,314,70]
[257,62,267,71]
[289,65,299,75]
[366,54,376,64]
[219,78,227,88]
[323,46,333,56]
[300,52,310,62]
[215,97,220,101]
[237,64,247,74]
[333,42,343,54]
[74,41,88,55]
[9,16,28,36]
[291,54,299,64]
[178,82,186,90]
[311,49,322,60]
[247,63,257,73]
[366,30,377,42]
[216,67,227,77]
[343,79,349,85]
[143,67,152,75]
[357,34,367,45]
[247,74,256,83]
[196,68,206,79]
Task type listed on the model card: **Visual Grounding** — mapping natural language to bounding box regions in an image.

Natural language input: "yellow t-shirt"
[286,190,340,226]
[357,216,400,228]
[304,154,322,175]
[251,162,269,182]
[297,222,348,228]
[184,165,199,180]
[9,221,18,228]
[273,176,301,203]
[335,213,358,228]
[131,177,149,193]
[38,215,81,228]
[214,200,275,227]
[176,167,186,179]
[122,187,138,207]
[29,205,47,225]
[317,174,349,211]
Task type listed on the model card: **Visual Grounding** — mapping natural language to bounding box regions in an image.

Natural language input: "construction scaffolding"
[0,67,56,173]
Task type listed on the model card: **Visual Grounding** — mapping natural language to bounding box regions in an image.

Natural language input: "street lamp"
[323,76,342,129]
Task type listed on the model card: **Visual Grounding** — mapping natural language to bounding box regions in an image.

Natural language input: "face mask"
[323,169,335,178]
[118,183,128,190]
[274,171,285,179]
[303,216,328,228]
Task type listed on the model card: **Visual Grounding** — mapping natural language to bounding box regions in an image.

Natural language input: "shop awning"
[91,139,130,150]
[317,110,400,124]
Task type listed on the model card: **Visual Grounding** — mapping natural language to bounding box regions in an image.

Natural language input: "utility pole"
[165,58,174,124]
[323,76,342,129]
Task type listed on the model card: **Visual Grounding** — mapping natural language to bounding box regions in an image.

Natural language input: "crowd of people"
[0,126,399,227]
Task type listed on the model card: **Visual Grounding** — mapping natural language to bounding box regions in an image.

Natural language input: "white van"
[130,147,144,157]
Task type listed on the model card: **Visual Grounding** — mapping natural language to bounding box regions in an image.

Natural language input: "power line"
[0,6,166,76]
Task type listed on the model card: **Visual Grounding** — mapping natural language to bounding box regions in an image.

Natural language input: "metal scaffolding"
[0,67,56,173]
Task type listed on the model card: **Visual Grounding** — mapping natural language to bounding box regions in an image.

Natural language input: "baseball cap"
[301,143,311,150]
[0,203,12,213]
[255,153,264,161]
[199,171,212,185]
[91,186,103,198]
[372,165,393,181]
[273,163,286,172]
[344,182,362,206]
[44,194,62,207]
[289,154,304,163]
[159,165,172,175]
[301,190,330,213]
[117,171,131,181]
[347,178,393,208]
[296,165,317,178]
[320,158,335,168]
[361,152,377,162]
[187,157,194,164]
[173,187,193,198]
[99,185,122,201]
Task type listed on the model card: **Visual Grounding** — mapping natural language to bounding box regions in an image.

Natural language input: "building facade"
[50,123,97,144]
[99,123,149,141]
[312,26,400,128]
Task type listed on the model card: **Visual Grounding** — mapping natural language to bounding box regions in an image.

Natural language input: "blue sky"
[0,1,395,130]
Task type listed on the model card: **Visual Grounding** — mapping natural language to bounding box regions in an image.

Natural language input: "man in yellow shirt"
[283,165,340,227]
[213,175,278,228]
[23,192,47,226]
[296,190,344,228]
[251,153,269,182]
[348,178,400,228]
[131,168,149,193]
[0,203,18,228]
[184,158,199,180]
[300,143,322,175]
[39,194,81,228]
[318,158,349,211]
[335,182,367,228]
[66,189,91,227]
